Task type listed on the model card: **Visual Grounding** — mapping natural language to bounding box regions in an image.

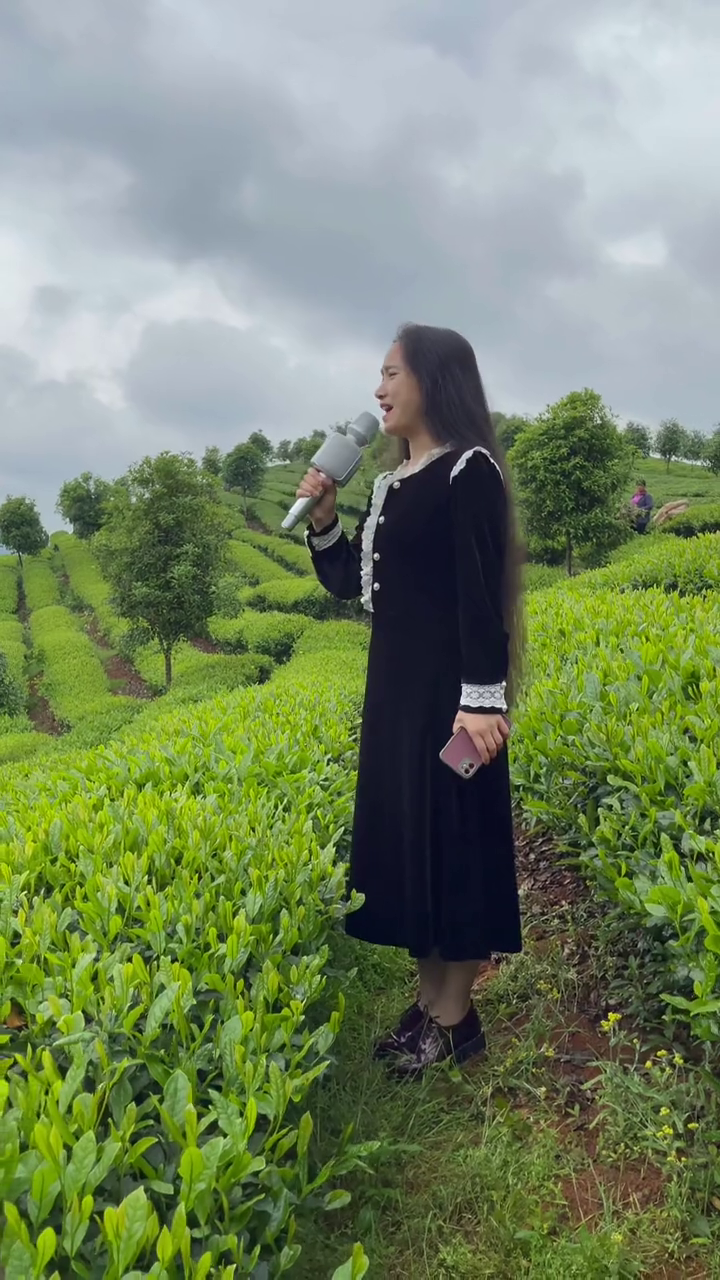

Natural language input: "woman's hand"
[453,710,511,766]
[297,467,338,531]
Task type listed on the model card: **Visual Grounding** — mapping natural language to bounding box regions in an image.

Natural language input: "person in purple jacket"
[631,480,654,533]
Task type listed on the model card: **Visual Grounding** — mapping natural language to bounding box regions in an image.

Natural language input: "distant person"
[297,323,523,1077]
[631,480,654,533]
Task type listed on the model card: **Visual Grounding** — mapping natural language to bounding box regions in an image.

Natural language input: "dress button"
[373,582,380,592]
[392,481,401,489]
[378,515,385,524]
[373,552,380,561]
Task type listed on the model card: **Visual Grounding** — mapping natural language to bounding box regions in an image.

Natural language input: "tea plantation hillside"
[2,513,720,1275]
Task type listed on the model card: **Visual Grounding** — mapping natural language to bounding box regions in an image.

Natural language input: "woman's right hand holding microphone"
[296,468,338,532]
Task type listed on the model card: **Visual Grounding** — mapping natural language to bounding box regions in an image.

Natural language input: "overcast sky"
[1,0,719,531]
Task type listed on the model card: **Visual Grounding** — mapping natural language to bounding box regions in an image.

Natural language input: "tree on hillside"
[0,495,48,566]
[289,430,327,464]
[223,443,266,513]
[686,429,708,464]
[704,426,720,475]
[95,453,230,688]
[201,445,224,476]
[491,411,530,454]
[56,471,113,539]
[247,431,274,462]
[655,418,689,471]
[511,389,632,576]
[275,439,292,462]
[623,421,652,457]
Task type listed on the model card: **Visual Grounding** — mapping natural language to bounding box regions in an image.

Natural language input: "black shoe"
[373,1002,428,1060]
[391,1005,487,1078]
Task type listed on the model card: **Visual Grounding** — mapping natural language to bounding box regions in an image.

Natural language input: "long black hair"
[395,322,524,701]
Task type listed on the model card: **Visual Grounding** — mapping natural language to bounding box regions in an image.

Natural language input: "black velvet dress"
[307,445,522,962]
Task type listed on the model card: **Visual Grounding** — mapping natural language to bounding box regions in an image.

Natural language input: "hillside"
[1,503,720,1275]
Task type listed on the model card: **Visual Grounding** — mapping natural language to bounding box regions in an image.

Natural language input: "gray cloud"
[1,0,720,536]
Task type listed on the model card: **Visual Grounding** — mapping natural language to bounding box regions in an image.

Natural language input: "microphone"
[281,411,380,531]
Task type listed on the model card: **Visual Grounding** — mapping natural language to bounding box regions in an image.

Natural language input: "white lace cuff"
[460,681,508,712]
[305,519,343,552]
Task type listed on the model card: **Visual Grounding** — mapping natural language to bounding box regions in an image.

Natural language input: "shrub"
[29,604,130,728]
[658,502,720,539]
[236,528,312,576]
[0,650,24,717]
[23,553,61,612]
[0,663,368,1276]
[133,641,273,701]
[226,539,294,584]
[0,557,18,614]
[512,585,720,1040]
[240,578,360,620]
[564,533,720,596]
[209,610,310,661]
[0,617,27,690]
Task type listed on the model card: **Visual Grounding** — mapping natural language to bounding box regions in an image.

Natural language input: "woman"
[297,323,523,1077]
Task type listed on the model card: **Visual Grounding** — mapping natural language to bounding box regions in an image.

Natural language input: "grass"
[294,910,720,1279]
[625,457,720,508]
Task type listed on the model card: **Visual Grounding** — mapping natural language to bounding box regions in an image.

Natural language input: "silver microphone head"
[346,412,380,447]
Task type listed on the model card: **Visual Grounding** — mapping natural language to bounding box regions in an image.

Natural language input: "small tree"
[655,418,689,471]
[56,471,112,539]
[0,496,48,566]
[223,443,266,513]
[623,421,652,458]
[686,429,708,464]
[491,411,529,454]
[95,453,230,688]
[289,430,327,464]
[247,431,274,463]
[201,446,224,477]
[275,439,292,462]
[511,389,632,576]
[704,426,720,475]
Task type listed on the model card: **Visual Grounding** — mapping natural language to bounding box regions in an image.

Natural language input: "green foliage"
[685,429,708,464]
[29,604,134,729]
[226,539,294,585]
[247,430,275,462]
[655,418,690,471]
[240,577,360,619]
[704,426,720,476]
[23,553,61,612]
[0,617,26,691]
[491,411,530,453]
[0,649,24,716]
[512,584,720,1040]
[223,443,267,509]
[658,502,720,538]
[133,641,273,700]
[0,663,370,1276]
[95,454,231,687]
[201,445,224,476]
[511,389,633,574]
[623,420,652,457]
[0,495,48,565]
[56,471,113,539]
[567,532,720,596]
[236,528,313,575]
[209,610,309,661]
[52,532,126,647]
[0,557,18,613]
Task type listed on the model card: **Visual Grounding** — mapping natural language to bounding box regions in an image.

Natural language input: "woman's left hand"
[453,710,510,766]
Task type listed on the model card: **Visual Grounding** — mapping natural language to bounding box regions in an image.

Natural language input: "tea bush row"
[0,558,19,614]
[235,529,312,576]
[23,554,61,612]
[658,502,720,539]
[512,584,720,1040]
[209,610,310,662]
[29,604,136,730]
[0,653,369,1277]
[565,533,720,597]
[239,578,360,621]
[226,540,294,586]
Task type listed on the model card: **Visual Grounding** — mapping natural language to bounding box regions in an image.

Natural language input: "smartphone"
[439,727,484,779]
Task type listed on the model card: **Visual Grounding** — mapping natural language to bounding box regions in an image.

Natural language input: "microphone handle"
[282,493,320,532]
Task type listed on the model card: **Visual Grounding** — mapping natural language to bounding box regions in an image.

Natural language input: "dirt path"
[85,617,154,700]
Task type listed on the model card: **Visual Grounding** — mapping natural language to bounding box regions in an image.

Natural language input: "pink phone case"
[439,727,484,779]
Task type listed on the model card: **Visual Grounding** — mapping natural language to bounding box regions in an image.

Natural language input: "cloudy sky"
[1,0,719,530]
